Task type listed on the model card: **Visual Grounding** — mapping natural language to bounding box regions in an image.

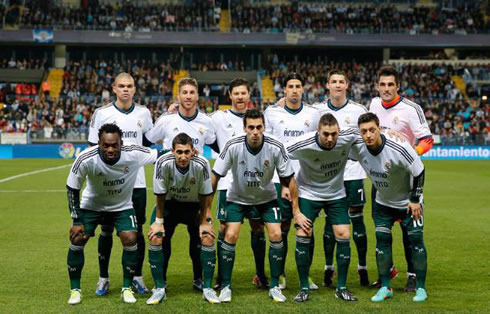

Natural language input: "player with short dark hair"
[146,132,218,304]
[369,65,433,291]
[212,108,301,303]
[88,72,153,296]
[354,112,428,302]
[313,69,370,287]
[66,123,158,305]
[210,78,269,290]
[145,77,217,291]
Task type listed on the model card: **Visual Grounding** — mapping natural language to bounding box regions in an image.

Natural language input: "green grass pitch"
[0,159,489,313]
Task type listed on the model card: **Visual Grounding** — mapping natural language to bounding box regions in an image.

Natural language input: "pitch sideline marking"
[0,164,72,183]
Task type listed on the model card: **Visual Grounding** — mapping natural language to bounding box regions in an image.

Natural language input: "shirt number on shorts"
[412,216,424,228]
[358,188,364,202]
[129,215,137,228]
[272,207,280,220]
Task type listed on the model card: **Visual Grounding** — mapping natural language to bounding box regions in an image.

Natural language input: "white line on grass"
[0,164,72,183]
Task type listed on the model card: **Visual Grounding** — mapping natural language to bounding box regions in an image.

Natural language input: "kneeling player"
[147,133,219,304]
[65,124,158,305]
[354,113,428,302]
[212,109,298,303]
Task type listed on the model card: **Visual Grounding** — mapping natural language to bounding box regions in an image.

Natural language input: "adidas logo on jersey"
[239,160,246,165]
[227,123,233,128]
[173,127,179,132]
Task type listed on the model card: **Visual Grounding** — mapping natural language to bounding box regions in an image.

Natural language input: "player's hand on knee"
[281,186,291,201]
[148,222,165,241]
[408,202,422,221]
[294,212,312,233]
[200,223,215,240]
[70,224,87,244]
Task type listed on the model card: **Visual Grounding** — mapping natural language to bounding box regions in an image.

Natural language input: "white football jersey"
[88,102,153,188]
[67,145,158,212]
[146,110,216,154]
[369,97,432,146]
[313,99,368,180]
[350,134,424,209]
[213,135,294,205]
[286,129,362,201]
[264,103,320,183]
[209,109,245,191]
[153,152,213,203]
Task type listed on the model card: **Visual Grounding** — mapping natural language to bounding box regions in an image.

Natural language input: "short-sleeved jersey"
[88,102,153,188]
[213,135,294,205]
[313,99,368,181]
[264,103,320,183]
[286,129,362,202]
[67,145,158,212]
[146,110,216,154]
[369,97,432,146]
[153,152,213,203]
[209,109,244,191]
[350,134,424,209]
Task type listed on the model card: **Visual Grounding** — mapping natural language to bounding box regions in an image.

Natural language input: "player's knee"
[201,237,214,246]
[71,234,88,246]
[100,225,114,237]
[408,231,424,247]
[375,227,392,245]
[150,237,162,246]
[119,231,137,247]
[268,229,282,242]
[333,226,350,239]
[224,229,239,244]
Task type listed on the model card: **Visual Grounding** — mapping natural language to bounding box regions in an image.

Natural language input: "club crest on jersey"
[304,120,310,127]
[199,127,204,135]
[344,116,351,125]
[137,120,143,128]
[384,161,392,171]
[392,116,399,125]
[124,166,130,173]
[342,150,346,156]
[190,177,196,185]
[264,160,270,168]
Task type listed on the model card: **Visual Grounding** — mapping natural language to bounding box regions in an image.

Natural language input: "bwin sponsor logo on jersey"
[284,129,304,137]
[122,130,138,138]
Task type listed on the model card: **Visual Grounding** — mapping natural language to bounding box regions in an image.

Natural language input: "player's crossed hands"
[148,222,165,241]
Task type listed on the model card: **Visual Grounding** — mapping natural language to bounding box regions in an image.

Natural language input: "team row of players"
[65,67,433,304]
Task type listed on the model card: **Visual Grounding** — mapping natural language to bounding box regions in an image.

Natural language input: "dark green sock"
[295,236,310,291]
[201,245,217,289]
[98,228,113,278]
[251,231,266,279]
[220,240,235,288]
[323,218,335,267]
[67,244,85,290]
[281,230,289,276]
[309,233,315,268]
[336,238,351,289]
[148,244,165,289]
[122,244,138,288]
[375,229,393,288]
[409,232,427,289]
[350,213,367,267]
[402,226,415,273]
[269,240,284,288]
[135,227,145,277]
[216,231,225,281]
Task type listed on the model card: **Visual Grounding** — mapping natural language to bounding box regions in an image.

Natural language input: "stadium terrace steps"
[219,10,231,33]
[47,68,64,99]
[172,70,190,101]
[451,75,468,98]
[261,76,277,103]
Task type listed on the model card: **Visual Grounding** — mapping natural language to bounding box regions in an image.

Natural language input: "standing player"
[264,73,320,290]
[210,78,268,289]
[369,65,433,291]
[212,109,301,303]
[313,70,370,287]
[66,124,158,305]
[353,113,428,302]
[146,133,219,304]
[145,77,217,290]
[88,72,153,296]
[286,113,361,302]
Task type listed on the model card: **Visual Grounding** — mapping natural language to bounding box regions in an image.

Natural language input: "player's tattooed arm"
[66,185,81,223]
[408,169,425,221]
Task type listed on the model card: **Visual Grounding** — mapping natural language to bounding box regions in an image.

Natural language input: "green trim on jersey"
[229,109,244,118]
[327,99,349,111]
[178,109,199,122]
[112,102,135,115]
[284,102,304,115]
